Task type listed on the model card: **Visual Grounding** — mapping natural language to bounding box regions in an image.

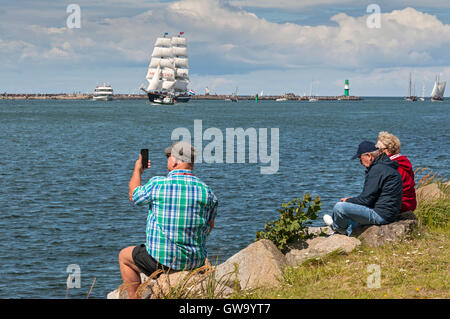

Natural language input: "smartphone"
[140,149,149,169]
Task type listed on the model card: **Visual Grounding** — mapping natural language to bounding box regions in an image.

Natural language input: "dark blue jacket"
[347,153,403,223]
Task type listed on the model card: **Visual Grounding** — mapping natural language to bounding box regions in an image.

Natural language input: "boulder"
[351,211,418,247]
[285,234,361,266]
[214,239,287,290]
[107,262,234,299]
[307,226,333,236]
[416,183,445,201]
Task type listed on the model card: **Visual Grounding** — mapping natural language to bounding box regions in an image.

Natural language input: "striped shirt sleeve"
[132,178,157,206]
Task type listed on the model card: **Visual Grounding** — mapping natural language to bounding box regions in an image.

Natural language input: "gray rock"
[214,239,287,290]
[416,183,445,201]
[351,211,418,247]
[285,234,361,266]
[307,226,334,236]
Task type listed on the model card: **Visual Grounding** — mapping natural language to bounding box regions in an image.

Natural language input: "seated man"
[118,141,218,298]
[323,141,403,236]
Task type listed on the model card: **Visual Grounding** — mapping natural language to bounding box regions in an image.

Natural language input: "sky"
[1,0,450,96]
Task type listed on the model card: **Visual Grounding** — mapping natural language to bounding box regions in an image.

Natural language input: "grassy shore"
[232,182,449,299]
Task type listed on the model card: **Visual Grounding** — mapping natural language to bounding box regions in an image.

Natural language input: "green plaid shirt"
[132,169,218,270]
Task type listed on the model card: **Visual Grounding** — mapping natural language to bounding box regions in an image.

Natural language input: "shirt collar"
[168,169,195,177]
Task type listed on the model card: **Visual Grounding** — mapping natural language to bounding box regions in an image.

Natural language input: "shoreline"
[0,93,361,101]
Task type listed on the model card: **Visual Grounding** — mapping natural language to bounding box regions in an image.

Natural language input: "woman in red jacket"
[376,131,417,212]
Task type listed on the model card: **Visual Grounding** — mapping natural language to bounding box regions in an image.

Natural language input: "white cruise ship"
[93,83,114,101]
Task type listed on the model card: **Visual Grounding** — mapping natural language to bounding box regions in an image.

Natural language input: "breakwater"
[1,93,361,101]
[192,94,361,101]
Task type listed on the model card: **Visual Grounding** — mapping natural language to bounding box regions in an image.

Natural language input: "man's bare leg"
[118,246,141,299]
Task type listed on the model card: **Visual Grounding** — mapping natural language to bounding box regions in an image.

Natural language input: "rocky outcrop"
[350,211,418,247]
[107,265,234,299]
[107,207,426,298]
[285,234,361,266]
[214,239,287,290]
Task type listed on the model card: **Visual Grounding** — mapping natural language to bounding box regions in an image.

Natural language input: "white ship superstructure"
[93,83,114,101]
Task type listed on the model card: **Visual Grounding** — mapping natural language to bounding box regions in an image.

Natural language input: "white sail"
[437,81,446,98]
[205,87,210,95]
[162,80,175,91]
[176,68,189,78]
[172,47,188,56]
[174,79,189,91]
[155,37,172,47]
[150,58,175,68]
[171,37,186,46]
[146,67,158,81]
[152,47,173,58]
[147,64,161,91]
[161,67,175,81]
[431,80,439,98]
[174,57,189,68]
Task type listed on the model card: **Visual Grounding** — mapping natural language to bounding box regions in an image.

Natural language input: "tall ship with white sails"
[141,32,190,103]
[430,75,446,102]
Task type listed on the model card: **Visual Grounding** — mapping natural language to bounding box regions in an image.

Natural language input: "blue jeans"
[331,202,388,236]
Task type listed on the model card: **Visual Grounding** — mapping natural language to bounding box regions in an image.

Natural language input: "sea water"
[0,98,448,298]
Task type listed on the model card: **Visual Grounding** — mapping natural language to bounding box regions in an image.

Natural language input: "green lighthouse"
[344,79,350,96]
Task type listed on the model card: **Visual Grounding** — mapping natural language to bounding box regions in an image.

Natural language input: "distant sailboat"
[309,80,318,102]
[404,72,417,101]
[230,86,238,102]
[419,80,425,101]
[430,75,446,102]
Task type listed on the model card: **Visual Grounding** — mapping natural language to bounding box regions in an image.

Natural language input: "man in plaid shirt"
[118,141,218,299]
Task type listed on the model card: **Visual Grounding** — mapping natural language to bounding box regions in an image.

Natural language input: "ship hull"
[431,97,444,102]
[147,92,163,102]
[174,95,190,103]
[93,95,114,101]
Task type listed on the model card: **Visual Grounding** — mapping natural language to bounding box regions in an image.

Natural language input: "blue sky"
[1,0,450,96]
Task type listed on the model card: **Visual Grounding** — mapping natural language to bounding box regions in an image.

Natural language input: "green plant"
[255,194,322,253]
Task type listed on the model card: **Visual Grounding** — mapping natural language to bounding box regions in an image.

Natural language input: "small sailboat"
[404,72,417,101]
[419,80,425,101]
[430,75,446,102]
[309,80,318,102]
[229,86,238,102]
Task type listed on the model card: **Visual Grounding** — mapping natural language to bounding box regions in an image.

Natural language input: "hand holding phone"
[140,149,149,169]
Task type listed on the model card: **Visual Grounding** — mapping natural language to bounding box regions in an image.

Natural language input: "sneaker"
[323,214,333,227]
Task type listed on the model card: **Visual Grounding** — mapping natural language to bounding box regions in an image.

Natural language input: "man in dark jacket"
[323,141,403,235]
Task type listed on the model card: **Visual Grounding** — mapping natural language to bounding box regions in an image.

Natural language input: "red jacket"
[389,154,417,212]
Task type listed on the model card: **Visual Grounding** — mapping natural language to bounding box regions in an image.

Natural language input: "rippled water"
[0,98,448,298]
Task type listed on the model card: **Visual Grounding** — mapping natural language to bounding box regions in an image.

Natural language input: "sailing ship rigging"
[404,72,417,101]
[141,32,190,104]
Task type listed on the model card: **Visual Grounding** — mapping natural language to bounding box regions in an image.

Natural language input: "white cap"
[165,141,197,163]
